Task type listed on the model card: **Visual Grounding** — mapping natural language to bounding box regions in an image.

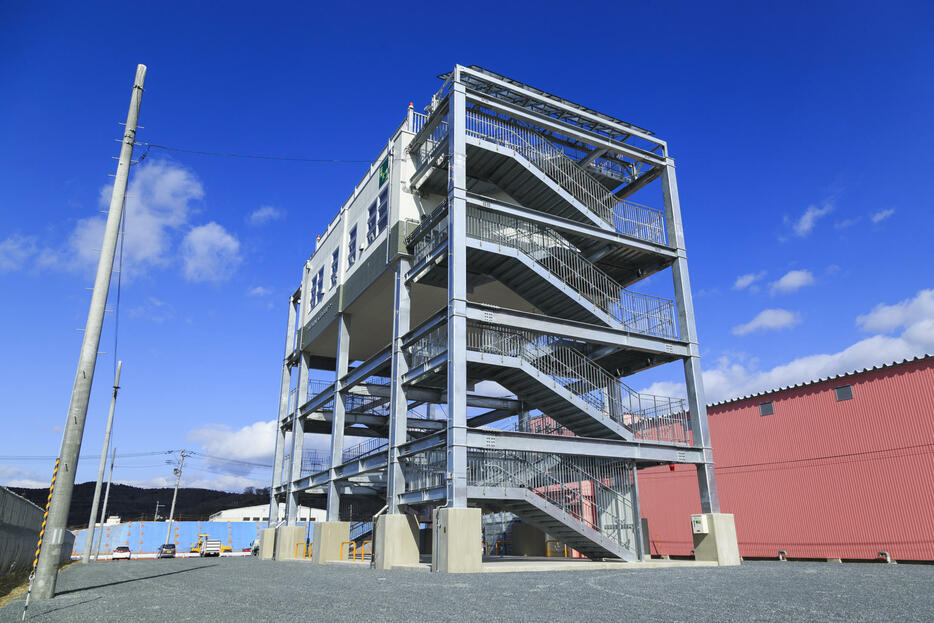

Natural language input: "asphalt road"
[3,558,932,622]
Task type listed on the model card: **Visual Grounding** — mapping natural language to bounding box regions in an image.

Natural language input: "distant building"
[639,355,934,561]
[208,503,325,523]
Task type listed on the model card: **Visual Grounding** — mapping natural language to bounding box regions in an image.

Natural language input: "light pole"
[154,501,163,522]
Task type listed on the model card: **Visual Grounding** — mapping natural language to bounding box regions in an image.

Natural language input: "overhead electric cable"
[136,142,371,164]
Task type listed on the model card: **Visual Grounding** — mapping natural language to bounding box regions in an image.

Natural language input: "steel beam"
[446,80,469,508]
[327,314,351,520]
[662,159,719,513]
[464,429,702,464]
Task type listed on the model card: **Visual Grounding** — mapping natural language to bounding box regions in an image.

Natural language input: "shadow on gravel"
[28,596,102,620]
[54,564,219,597]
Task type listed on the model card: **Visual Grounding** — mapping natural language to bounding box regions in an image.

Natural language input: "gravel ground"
[3,557,932,622]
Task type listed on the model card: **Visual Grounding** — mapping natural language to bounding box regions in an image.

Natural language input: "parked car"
[112,546,131,561]
[250,539,260,556]
[158,544,176,559]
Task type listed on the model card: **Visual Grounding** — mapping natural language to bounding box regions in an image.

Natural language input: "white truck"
[199,538,222,557]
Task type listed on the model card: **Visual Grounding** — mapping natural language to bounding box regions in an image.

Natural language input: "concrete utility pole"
[33,64,146,600]
[92,447,117,561]
[81,361,122,563]
[164,451,187,545]
[154,501,162,521]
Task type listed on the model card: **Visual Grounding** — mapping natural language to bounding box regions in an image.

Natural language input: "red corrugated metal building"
[638,355,934,561]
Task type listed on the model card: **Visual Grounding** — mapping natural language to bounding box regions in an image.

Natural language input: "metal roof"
[439,65,654,139]
[709,354,934,408]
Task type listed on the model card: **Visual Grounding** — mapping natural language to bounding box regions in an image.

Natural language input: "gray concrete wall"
[1,486,72,575]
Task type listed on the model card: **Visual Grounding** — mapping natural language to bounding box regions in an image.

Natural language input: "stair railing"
[465,108,667,245]
[466,207,677,340]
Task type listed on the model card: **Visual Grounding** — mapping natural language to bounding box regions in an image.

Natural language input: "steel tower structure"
[269,65,725,569]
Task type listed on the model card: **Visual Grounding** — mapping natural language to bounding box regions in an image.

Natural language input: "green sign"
[378,157,389,187]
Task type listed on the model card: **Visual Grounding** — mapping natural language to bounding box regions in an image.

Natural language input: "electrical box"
[691,514,709,535]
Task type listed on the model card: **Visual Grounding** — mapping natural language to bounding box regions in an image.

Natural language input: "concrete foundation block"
[511,523,546,557]
[274,526,307,560]
[692,513,740,566]
[312,521,350,564]
[259,528,277,560]
[432,507,482,573]
[373,514,420,570]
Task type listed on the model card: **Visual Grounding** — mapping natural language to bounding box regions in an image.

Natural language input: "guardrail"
[466,206,677,339]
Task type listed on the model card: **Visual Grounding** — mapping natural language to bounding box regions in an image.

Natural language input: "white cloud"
[248,286,272,297]
[0,465,51,488]
[732,309,801,336]
[770,269,815,294]
[856,289,934,333]
[871,208,895,223]
[188,420,276,467]
[247,205,284,226]
[649,289,934,403]
[791,202,833,237]
[38,160,206,278]
[733,271,766,291]
[180,222,242,282]
[0,235,37,272]
[835,217,860,229]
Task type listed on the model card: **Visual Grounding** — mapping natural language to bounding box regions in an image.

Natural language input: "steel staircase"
[468,450,638,560]
[466,207,677,338]
[465,323,688,442]
[464,108,666,244]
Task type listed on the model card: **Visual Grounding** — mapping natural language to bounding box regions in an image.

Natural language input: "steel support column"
[445,79,468,508]
[387,257,411,511]
[327,313,351,520]
[269,294,297,526]
[287,353,308,525]
[661,159,720,513]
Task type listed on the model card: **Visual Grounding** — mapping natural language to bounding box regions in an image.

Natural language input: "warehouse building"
[639,355,934,562]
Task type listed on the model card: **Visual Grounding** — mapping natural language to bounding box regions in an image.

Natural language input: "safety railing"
[412,209,449,266]
[301,450,328,477]
[399,447,447,494]
[409,112,449,170]
[403,321,689,444]
[464,107,667,245]
[466,207,677,339]
[342,438,388,463]
[467,449,637,553]
[466,322,689,443]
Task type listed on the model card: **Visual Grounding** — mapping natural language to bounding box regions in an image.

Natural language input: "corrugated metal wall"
[639,357,934,560]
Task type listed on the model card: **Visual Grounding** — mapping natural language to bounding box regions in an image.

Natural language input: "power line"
[137,142,371,164]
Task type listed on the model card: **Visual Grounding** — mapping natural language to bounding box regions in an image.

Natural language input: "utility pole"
[164,451,187,545]
[154,501,162,522]
[92,447,117,561]
[32,64,146,600]
[81,361,122,563]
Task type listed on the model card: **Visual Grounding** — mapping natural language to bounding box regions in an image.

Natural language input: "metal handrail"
[466,323,688,440]
[466,207,677,339]
[464,108,667,245]
[467,449,636,551]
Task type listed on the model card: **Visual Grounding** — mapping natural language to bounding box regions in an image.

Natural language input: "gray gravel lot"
[3,557,932,622]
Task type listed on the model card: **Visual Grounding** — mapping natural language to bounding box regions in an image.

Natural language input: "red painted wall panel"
[638,357,934,560]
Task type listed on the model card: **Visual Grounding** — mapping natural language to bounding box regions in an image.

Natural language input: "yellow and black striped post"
[21,458,60,621]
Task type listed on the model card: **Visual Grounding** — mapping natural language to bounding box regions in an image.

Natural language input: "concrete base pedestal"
[373,514,420,570]
[274,526,307,560]
[432,507,481,573]
[311,521,350,564]
[692,513,740,566]
[259,528,277,560]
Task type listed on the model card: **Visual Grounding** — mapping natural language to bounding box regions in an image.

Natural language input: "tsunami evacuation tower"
[267,65,739,571]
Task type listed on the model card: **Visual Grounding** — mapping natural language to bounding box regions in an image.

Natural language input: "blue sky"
[1,2,932,492]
